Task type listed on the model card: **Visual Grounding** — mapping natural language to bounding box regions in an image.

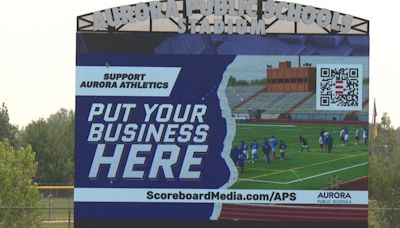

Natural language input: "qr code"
[316,64,363,111]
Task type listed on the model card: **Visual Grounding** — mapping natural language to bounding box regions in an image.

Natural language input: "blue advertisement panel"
[76,1,369,227]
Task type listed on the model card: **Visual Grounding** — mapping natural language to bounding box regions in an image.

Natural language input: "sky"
[226,56,369,80]
[0,0,398,127]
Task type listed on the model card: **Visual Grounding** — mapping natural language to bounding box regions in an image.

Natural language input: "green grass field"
[40,197,73,227]
[40,197,73,220]
[42,222,72,228]
[230,123,368,190]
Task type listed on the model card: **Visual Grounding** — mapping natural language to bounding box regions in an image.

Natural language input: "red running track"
[219,204,368,221]
[220,177,368,222]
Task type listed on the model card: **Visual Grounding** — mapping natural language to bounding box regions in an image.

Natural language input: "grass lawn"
[41,197,73,221]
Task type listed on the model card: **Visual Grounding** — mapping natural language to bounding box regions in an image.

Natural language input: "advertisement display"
[75,0,369,227]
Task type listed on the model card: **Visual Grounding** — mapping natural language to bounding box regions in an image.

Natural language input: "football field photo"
[230,123,368,190]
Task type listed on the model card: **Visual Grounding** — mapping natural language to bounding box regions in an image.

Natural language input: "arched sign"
[75,1,369,227]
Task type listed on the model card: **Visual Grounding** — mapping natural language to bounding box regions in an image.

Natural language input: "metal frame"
[77,0,369,35]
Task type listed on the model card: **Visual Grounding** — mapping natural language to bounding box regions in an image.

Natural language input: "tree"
[370,113,398,155]
[369,112,400,227]
[228,76,237,86]
[380,112,392,131]
[0,139,42,227]
[20,109,75,184]
[0,103,18,147]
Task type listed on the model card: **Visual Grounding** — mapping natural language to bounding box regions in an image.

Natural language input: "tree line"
[0,103,74,185]
[227,76,266,86]
[0,103,74,226]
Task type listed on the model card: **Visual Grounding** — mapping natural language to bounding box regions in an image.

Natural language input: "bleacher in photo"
[291,84,369,121]
[225,86,264,109]
[234,92,311,114]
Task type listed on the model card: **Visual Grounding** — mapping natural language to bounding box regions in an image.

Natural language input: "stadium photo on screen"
[225,55,369,190]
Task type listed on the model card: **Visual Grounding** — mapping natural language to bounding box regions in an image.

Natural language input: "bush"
[0,140,42,227]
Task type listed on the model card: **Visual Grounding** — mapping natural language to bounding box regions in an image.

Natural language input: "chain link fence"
[36,186,73,227]
[2,191,400,228]
[369,200,400,228]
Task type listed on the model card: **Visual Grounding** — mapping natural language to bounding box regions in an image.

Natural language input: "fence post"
[48,196,51,221]
[68,197,71,228]
[392,190,395,228]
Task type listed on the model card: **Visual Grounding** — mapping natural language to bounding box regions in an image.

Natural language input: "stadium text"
[93,0,353,33]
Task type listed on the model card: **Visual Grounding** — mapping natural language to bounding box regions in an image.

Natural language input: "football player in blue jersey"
[263,137,272,164]
[250,140,259,163]
[279,140,288,160]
